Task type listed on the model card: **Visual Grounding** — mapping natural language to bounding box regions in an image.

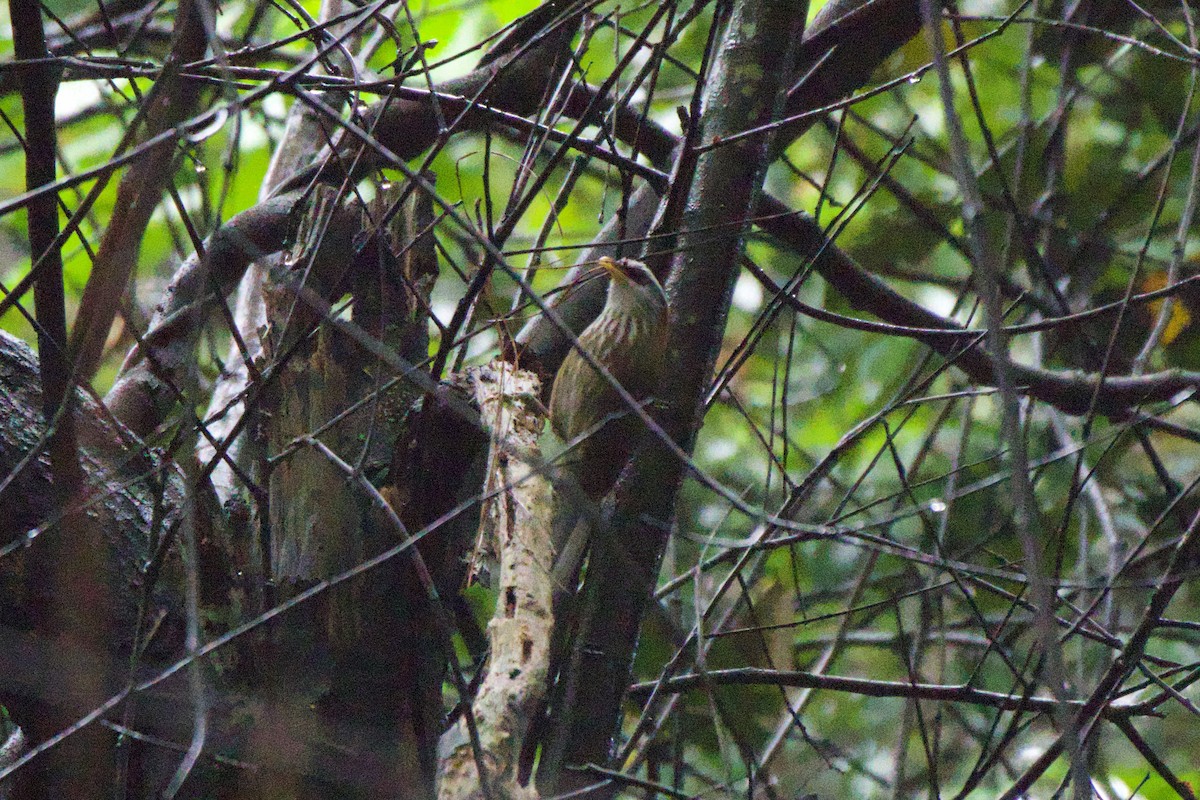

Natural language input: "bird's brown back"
[550,303,667,499]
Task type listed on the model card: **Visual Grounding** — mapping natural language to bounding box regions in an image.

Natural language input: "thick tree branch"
[538,2,807,792]
[755,195,1200,417]
[0,329,185,659]
[273,0,585,196]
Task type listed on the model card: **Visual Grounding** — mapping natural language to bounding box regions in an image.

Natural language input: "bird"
[531,256,668,787]
[548,256,669,503]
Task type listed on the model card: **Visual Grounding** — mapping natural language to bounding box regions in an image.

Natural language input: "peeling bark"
[437,361,552,800]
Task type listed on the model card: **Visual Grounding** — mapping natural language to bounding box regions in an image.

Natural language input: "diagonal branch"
[70,0,209,382]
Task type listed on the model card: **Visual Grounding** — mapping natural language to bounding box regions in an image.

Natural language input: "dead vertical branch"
[438,361,552,800]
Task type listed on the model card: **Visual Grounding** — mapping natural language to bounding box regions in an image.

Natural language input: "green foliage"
[4,1,1200,797]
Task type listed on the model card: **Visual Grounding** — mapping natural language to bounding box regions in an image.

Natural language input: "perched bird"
[532,257,669,785]
[548,256,669,502]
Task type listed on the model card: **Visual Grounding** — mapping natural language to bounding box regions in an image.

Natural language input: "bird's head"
[598,256,667,317]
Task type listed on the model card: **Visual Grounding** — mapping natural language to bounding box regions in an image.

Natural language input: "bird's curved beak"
[597,256,626,282]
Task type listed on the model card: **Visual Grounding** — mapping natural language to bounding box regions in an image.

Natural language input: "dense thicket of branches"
[3,0,1200,798]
